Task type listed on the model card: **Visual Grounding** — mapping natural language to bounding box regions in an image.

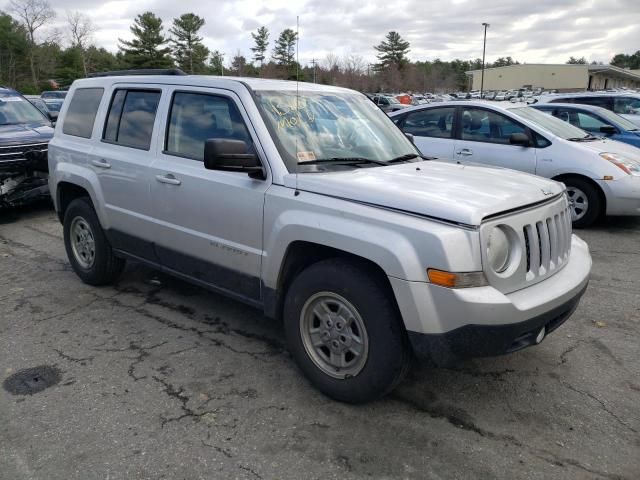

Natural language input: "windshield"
[254,90,418,172]
[0,95,47,125]
[386,96,400,104]
[597,107,639,131]
[510,106,590,140]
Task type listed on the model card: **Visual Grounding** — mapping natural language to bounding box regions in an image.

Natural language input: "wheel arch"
[264,241,400,322]
[552,173,607,215]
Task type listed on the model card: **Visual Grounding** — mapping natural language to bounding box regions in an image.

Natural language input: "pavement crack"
[53,348,94,365]
[238,465,262,479]
[560,380,637,433]
[152,375,217,428]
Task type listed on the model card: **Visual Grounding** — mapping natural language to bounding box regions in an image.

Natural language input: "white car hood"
[572,137,640,159]
[284,160,564,226]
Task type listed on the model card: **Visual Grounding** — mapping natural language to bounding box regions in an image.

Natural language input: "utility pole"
[310,58,317,83]
[480,23,490,97]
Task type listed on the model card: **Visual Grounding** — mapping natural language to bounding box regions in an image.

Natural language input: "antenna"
[294,15,300,196]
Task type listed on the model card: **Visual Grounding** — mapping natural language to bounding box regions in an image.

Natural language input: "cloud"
[21,0,640,65]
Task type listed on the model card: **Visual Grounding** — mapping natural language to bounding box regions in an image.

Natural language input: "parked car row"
[390,101,640,227]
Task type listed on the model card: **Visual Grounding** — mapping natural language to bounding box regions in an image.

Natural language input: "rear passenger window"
[103,89,161,150]
[402,107,454,138]
[63,88,104,138]
[165,92,251,161]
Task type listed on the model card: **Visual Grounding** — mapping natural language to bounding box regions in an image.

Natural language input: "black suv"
[0,87,54,207]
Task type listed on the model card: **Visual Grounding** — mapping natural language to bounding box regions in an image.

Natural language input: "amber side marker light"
[427,269,488,288]
[603,175,614,180]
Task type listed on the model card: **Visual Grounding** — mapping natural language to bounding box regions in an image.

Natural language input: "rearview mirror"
[509,132,531,147]
[204,139,265,179]
[599,125,617,135]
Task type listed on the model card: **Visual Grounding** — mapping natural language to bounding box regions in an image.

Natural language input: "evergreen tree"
[231,51,247,76]
[169,13,208,74]
[118,12,173,69]
[374,31,410,70]
[250,26,269,67]
[566,56,587,64]
[208,50,225,75]
[272,28,297,66]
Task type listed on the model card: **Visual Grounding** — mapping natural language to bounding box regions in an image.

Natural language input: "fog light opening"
[535,327,546,345]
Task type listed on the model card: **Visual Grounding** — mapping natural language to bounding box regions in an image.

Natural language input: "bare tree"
[9,0,56,90]
[67,11,94,76]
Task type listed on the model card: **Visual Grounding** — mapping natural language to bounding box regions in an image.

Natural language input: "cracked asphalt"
[0,203,638,480]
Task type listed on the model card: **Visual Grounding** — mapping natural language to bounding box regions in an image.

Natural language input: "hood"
[284,160,564,226]
[0,122,54,145]
[574,137,640,160]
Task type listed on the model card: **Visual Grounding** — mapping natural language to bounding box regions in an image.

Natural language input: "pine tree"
[118,12,173,69]
[169,13,208,74]
[250,26,269,67]
[374,31,410,70]
[272,28,297,66]
[208,50,225,75]
[231,51,247,76]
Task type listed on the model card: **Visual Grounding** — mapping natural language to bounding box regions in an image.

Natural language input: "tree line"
[1,0,637,95]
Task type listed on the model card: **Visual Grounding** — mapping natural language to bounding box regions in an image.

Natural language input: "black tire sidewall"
[63,198,117,285]
[283,259,409,403]
[565,178,602,228]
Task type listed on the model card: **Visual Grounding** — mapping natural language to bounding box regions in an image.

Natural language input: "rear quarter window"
[62,88,104,138]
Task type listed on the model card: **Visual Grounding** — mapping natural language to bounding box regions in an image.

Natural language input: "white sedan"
[390,101,640,227]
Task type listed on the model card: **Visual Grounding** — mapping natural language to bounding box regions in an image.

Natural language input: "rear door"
[453,106,537,174]
[90,86,163,259]
[148,87,270,303]
[396,106,456,160]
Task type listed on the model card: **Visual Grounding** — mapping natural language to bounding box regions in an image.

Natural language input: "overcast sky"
[26,0,640,66]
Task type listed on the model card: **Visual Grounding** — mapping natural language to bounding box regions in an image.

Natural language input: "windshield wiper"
[567,134,599,142]
[387,153,426,163]
[298,157,388,166]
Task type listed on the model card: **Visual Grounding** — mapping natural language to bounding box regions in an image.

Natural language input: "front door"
[148,88,270,303]
[453,106,537,174]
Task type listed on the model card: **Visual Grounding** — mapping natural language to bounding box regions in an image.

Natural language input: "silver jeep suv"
[48,71,591,403]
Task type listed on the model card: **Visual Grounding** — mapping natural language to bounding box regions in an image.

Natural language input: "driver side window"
[461,108,527,145]
[165,92,251,161]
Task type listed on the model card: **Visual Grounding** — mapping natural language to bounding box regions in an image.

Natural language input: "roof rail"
[87,68,187,78]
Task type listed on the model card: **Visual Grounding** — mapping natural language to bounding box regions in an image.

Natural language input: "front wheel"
[283,259,411,403]
[564,178,602,228]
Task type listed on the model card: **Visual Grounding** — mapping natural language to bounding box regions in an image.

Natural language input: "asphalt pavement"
[1,203,638,480]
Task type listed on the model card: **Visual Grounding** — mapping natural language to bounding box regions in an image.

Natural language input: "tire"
[563,177,602,228]
[283,258,411,403]
[63,197,124,285]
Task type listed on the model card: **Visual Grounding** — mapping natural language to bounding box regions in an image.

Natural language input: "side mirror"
[509,132,531,147]
[404,132,415,144]
[599,125,617,135]
[204,139,265,179]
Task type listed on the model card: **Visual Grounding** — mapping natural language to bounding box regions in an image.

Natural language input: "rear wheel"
[564,178,602,228]
[284,258,411,403]
[63,197,124,285]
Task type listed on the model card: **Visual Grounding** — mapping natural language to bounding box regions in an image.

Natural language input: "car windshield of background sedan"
[0,95,47,125]
[510,106,594,140]
[597,107,639,131]
[255,90,417,172]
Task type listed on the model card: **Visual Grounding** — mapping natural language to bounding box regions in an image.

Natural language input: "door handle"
[455,149,473,156]
[155,174,181,186]
[91,159,111,168]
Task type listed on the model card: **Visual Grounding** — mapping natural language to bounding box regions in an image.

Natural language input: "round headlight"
[487,226,511,273]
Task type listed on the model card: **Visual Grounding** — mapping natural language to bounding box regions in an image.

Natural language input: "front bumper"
[390,234,591,361]
[598,176,640,216]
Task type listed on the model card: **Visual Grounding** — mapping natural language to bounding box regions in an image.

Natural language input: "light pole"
[480,22,490,98]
